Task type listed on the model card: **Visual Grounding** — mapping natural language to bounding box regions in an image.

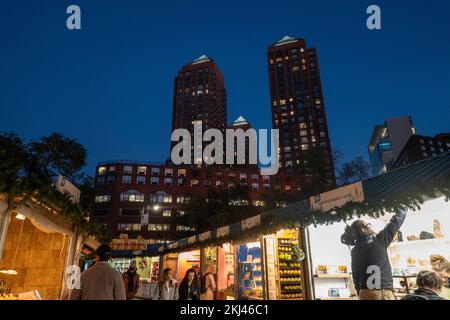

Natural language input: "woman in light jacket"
[153,268,179,300]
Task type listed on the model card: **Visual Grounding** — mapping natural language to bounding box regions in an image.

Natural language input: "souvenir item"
[420,231,435,240]
[433,219,444,238]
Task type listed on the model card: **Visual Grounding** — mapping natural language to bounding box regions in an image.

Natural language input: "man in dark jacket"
[402,270,446,300]
[341,210,406,300]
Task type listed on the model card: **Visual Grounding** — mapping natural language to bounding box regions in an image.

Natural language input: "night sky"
[1,0,449,175]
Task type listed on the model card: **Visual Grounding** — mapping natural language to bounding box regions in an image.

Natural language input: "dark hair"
[341,220,367,246]
[180,268,199,292]
[95,244,112,261]
[416,270,442,291]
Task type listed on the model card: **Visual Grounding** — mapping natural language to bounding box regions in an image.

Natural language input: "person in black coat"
[402,270,446,300]
[178,268,200,300]
[341,210,406,300]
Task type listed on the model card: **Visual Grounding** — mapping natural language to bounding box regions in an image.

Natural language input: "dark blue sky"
[1,0,449,175]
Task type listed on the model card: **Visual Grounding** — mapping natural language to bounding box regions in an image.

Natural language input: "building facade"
[390,133,450,169]
[368,116,415,175]
[92,161,293,241]
[171,55,227,153]
[267,36,335,188]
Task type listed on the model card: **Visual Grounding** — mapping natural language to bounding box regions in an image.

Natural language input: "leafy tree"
[336,156,371,186]
[176,186,261,233]
[0,132,110,243]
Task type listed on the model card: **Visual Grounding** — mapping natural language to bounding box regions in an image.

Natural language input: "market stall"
[307,153,450,300]
[216,243,236,300]
[177,250,201,283]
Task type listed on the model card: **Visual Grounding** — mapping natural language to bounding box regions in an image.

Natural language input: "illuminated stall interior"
[217,243,235,300]
[308,196,450,300]
[236,241,264,300]
[177,250,200,283]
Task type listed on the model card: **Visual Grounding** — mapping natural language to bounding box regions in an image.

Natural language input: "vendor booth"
[150,153,449,300]
[0,198,85,300]
[307,153,450,299]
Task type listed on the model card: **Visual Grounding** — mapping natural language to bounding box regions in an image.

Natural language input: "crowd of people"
[68,220,449,301]
[68,244,217,300]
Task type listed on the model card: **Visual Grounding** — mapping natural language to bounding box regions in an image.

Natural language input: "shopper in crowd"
[153,268,178,300]
[341,210,407,300]
[402,270,446,300]
[430,254,450,299]
[69,244,126,300]
[200,264,217,300]
[123,260,140,300]
[178,268,200,300]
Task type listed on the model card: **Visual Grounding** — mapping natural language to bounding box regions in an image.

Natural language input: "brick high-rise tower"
[172,55,227,136]
[268,36,335,189]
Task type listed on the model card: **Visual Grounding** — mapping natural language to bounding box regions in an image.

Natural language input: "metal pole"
[0,210,12,262]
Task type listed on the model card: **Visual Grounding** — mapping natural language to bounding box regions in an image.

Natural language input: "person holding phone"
[178,268,200,300]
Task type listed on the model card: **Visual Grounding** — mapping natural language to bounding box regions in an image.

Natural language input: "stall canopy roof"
[147,152,449,256]
[362,152,450,202]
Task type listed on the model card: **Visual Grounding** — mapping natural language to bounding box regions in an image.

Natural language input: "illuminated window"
[118,223,141,231]
[301,144,309,151]
[162,210,172,217]
[178,169,187,177]
[300,130,308,137]
[120,190,144,202]
[148,224,170,231]
[253,200,265,207]
[98,167,107,175]
[190,179,199,187]
[95,195,110,203]
[151,191,172,203]
[137,166,147,174]
[165,168,173,177]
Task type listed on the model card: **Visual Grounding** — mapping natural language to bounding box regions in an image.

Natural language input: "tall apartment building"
[171,55,227,161]
[267,36,335,188]
[368,116,415,175]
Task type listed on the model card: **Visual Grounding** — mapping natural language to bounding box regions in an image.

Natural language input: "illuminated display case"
[237,241,264,300]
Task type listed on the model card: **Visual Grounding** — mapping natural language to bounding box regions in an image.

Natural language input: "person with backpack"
[402,270,446,300]
[123,260,140,300]
[341,210,406,300]
[200,264,216,300]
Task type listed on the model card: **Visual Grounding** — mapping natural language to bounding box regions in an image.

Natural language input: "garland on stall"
[2,186,112,244]
[157,173,450,255]
[34,187,112,244]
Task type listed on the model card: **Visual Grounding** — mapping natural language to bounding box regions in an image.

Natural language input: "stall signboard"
[199,231,211,241]
[242,215,261,230]
[188,235,197,244]
[309,181,365,212]
[217,225,230,238]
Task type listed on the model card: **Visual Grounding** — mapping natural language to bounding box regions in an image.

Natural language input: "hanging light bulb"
[15,213,26,220]
[0,217,25,276]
